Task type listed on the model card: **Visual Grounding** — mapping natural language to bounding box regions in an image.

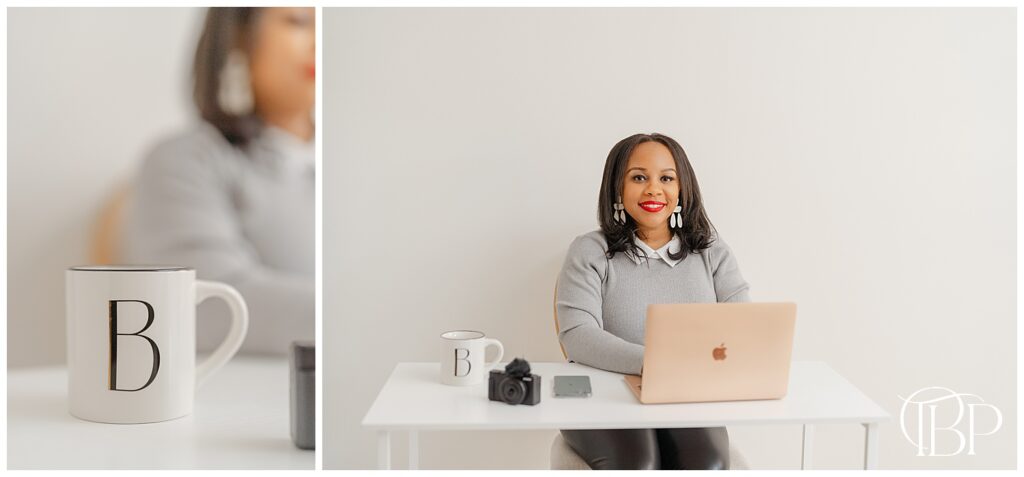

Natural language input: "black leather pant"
[561,427,730,470]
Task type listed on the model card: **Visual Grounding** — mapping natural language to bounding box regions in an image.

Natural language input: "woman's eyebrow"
[626,167,676,173]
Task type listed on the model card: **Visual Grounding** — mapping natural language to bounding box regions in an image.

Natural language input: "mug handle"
[194,280,249,387]
[483,338,504,371]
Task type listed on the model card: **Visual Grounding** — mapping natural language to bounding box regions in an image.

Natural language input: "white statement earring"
[218,50,254,116]
[670,200,683,228]
[613,196,626,225]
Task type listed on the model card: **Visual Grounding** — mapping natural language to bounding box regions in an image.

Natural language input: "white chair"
[551,285,751,470]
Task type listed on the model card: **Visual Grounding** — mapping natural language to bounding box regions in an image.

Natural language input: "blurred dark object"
[290,340,315,450]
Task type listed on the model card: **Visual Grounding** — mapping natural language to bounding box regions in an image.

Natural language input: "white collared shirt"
[628,233,683,267]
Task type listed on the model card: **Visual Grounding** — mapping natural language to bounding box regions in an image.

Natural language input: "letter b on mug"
[107,299,160,392]
[453,347,472,377]
[440,330,503,386]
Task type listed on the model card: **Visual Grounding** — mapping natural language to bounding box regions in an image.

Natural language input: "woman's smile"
[639,200,667,213]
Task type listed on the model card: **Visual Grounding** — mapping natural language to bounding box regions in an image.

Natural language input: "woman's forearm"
[559,319,644,375]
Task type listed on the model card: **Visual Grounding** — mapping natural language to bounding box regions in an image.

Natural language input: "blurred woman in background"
[122,7,315,354]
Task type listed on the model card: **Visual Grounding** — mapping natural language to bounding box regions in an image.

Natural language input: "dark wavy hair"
[598,133,716,262]
[192,7,264,146]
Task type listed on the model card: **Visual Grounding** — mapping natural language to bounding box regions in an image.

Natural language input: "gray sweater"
[121,123,314,355]
[555,230,751,375]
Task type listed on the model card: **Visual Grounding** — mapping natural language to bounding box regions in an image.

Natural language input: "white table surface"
[363,360,890,470]
[362,360,890,430]
[8,356,314,470]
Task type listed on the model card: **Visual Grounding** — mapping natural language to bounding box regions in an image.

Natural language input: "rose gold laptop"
[624,302,796,404]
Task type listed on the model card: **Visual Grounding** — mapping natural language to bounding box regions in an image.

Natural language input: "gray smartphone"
[553,376,592,398]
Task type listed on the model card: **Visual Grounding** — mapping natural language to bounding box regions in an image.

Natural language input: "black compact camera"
[488,358,541,406]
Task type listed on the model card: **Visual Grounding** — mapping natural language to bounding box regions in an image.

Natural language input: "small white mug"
[66,265,249,423]
[439,330,504,386]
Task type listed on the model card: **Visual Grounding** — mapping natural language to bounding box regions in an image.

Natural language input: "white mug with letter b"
[66,265,249,424]
[440,330,504,386]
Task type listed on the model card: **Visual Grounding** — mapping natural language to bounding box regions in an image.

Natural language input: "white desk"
[8,356,314,470]
[362,360,889,470]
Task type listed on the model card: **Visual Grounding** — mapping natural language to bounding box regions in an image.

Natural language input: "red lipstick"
[639,201,666,213]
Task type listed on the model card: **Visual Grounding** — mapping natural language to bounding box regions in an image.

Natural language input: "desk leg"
[801,424,814,470]
[377,431,391,470]
[863,423,879,470]
[409,430,419,470]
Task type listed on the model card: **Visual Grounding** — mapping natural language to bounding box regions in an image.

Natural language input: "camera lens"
[500,377,527,404]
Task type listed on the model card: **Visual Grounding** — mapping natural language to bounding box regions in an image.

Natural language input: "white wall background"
[8,8,204,367]
[324,8,1015,470]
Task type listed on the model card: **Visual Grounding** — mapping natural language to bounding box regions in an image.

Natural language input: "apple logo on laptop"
[712,343,727,361]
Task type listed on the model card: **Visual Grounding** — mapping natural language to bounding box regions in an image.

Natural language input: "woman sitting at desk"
[556,133,750,470]
[121,7,315,355]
